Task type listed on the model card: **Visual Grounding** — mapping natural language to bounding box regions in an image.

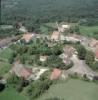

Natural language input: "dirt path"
[67,54,98,76]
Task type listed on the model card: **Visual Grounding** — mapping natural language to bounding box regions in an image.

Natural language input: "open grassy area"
[0,48,14,62]
[37,79,98,100]
[0,62,11,76]
[40,22,56,34]
[0,87,28,100]
[80,26,98,37]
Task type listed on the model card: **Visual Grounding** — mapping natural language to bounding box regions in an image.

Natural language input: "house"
[11,62,49,80]
[50,68,61,80]
[65,34,82,43]
[21,33,35,43]
[62,24,70,29]
[59,24,70,32]
[40,56,48,62]
[51,31,60,41]
[11,63,32,79]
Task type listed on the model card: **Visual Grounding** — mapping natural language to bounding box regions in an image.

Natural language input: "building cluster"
[10,62,48,81]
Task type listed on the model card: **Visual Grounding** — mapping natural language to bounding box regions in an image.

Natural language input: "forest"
[1,0,98,28]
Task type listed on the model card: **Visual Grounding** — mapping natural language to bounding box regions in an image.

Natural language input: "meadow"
[37,79,98,100]
[0,62,11,76]
[79,25,98,37]
[0,87,28,100]
[0,48,14,62]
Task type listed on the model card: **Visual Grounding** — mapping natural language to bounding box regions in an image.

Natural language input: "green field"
[38,79,98,100]
[0,48,14,62]
[40,22,56,34]
[0,62,11,76]
[80,26,98,36]
[0,87,28,100]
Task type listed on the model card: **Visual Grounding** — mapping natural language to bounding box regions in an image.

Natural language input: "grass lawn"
[0,87,28,100]
[80,25,98,37]
[37,79,98,100]
[45,22,57,29]
[40,22,57,34]
[0,48,14,62]
[40,25,49,34]
[0,62,11,76]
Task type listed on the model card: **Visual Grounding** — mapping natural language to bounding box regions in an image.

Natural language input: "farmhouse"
[40,56,48,62]
[21,33,35,43]
[59,24,70,32]
[10,63,32,79]
[50,68,61,80]
[10,62,49,80]
[51,31,60,41]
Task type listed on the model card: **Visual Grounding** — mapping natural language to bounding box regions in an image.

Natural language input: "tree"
[7,74,20,87]
[16,78,29,92]
[93,61,98,70]
[76,44,86,60]
[25,79,52,99]
[85,51,95,66]
[0,83,5,92]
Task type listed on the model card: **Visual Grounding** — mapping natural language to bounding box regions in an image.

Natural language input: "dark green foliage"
[0,28,21,38]
[85,51,95,66]
[25,79,52,99]
[93,61,98,70]
[16,78,29,92]
[0,83,5,92]
[1,0,98,30]
[93,32,98,40]
[85,51,98,70]
[7,74,29,92]
[7,74,20,86]
[75,44,86,60]
[44,55,70,69]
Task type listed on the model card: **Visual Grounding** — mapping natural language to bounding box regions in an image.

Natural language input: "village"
[0,22,98,100]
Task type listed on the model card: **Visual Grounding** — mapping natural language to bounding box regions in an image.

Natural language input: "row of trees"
[0,28,21,39]
[6,67,52,99]
[7,74,29,92]
[24,72,52,100]
[75,44,98,70]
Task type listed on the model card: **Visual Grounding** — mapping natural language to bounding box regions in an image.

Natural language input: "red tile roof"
[51,31,60,41]
[20,68,32,79]
[50,68,61,80]
[22,33,34,42]
[12,64,32,79]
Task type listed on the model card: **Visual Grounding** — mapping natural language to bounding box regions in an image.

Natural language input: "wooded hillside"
[1,0,98,26]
